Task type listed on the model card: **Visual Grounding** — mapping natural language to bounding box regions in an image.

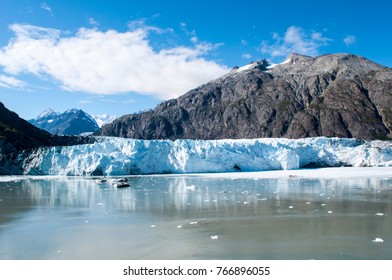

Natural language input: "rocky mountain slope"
[1,102,58,154]
[29,108,99,135]
[0,102,94,174]
[96,53,392,140]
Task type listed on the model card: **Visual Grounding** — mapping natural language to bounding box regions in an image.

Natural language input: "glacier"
[20,136,392,176]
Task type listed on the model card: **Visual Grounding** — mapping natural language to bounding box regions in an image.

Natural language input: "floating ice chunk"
[372,238,384,243]
[150,225,156,228]
[375,213,385,216]
[289,205,294,209]
[305,202,311,205]
[210,235,219,240]
[177,225,182,228]
[321,204,326,207]
[327,211,333,214]
[189,221,198,225]
[244,201,249,205]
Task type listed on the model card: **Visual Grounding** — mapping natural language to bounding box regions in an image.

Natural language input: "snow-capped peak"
[65,108,81,114]
[30,108,99,135]
[230,60,270,74]
[37,108,58,118]
[93,114,117,128]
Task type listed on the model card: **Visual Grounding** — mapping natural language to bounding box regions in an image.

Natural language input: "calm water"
[1,173,392,260]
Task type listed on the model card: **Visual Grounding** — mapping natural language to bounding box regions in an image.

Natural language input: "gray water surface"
[1,173,392,259]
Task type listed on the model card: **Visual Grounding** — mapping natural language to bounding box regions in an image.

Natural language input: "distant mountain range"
[0,102,92,169]
[96,53,392,140]
[28,109,115,135]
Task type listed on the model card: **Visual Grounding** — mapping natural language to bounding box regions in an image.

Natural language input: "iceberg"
[21,136,392,176]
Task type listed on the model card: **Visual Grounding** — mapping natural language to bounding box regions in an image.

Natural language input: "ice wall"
[22,137,392,175]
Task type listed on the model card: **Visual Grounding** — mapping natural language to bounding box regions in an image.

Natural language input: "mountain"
[92,113,117,128]
[96,53,392,140]
[0,102,93,154]
[0,102,95,174]
[0,102,57,155]
[29,108,99,135]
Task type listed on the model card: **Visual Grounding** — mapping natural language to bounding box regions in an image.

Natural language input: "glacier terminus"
[22,136,392,176]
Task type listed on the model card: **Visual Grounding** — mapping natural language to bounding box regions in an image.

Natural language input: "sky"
[0,0,391,120]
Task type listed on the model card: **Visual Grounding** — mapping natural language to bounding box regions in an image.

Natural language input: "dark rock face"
[96,54,392,140]
[29,108,99,135]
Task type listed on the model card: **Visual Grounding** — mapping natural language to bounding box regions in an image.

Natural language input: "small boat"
[116,178,128,183]
[114,182,130,188]
[96,178,108,184]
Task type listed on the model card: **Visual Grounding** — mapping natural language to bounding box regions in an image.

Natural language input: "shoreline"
[1,166,392,182]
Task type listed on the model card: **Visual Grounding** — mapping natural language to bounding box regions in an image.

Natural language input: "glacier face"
[22,137,392,176]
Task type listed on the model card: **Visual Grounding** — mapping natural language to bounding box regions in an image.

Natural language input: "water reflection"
[1,174,392,259]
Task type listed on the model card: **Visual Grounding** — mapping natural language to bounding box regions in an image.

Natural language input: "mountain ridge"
[96,53,392,140]
[29,108,99,135]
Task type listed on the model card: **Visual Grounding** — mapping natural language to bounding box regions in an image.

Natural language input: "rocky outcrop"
[96,53,392,140]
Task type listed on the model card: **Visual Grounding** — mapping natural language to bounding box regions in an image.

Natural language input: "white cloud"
[343,35,356,46]
[78,99,93,104]
[0,23,228,99]
[0,74,27,89]
[242,53,252,60]
[190,36,198,43]
[241,39,248,46]
[40,2,53,15]
[259,26,332,58]
[122,98,136,104]
[180,22,199,44]
[88,18,99,26]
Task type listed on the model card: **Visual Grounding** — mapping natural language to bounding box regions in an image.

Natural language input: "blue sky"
[0,0,391,120]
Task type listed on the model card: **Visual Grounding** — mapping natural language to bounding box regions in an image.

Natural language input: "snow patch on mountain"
[37,108,58,118]
[22,137,392,176]
[93,114,117,128]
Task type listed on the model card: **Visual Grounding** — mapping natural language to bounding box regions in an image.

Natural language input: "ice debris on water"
[210,235,219,240]
[189,221,198,225]
[327,211,333,214]
[375,213,385,216]
[372,238,384,243]
[150,225,156,228]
